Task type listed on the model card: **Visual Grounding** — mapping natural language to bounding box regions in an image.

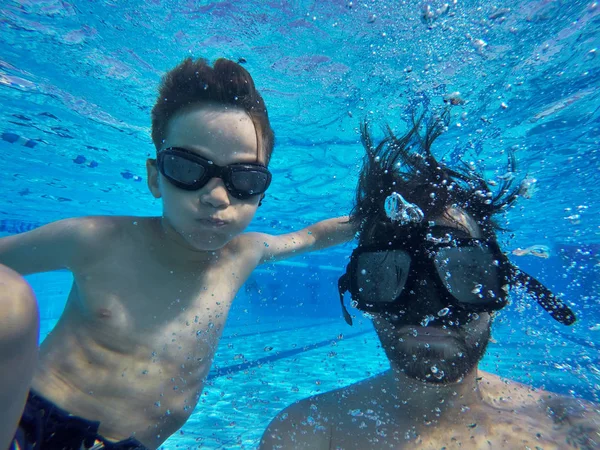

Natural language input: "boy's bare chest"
[68,250,254,349]
[34,240,259,440]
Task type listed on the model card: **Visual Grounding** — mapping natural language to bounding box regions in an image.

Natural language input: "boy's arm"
[0,217,109,275]
[246,216,355,265]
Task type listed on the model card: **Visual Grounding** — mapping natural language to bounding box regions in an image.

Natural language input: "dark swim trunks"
[11,390,148,450]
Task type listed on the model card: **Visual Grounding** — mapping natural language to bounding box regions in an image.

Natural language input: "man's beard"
[399,331,489,384]
[378,312,491,384]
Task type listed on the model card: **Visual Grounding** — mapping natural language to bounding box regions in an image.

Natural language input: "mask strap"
[511,267,576,325]
[337,273,353,326]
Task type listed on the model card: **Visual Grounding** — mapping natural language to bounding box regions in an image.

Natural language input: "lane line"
[207,329,373,380]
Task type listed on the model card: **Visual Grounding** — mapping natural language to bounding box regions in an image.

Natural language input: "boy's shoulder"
[228,231,269,253]
[57,215,158,250]
[64,215,145,236]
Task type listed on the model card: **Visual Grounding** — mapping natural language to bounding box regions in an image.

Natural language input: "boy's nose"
[199,177,230,208]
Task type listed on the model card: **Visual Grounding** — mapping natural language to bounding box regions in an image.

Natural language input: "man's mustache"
[384,305,475,329]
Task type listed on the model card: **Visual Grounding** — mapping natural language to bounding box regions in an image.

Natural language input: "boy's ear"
[146,159,162,199]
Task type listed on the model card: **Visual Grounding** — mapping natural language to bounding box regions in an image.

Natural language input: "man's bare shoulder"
[478,370,548,408]
[540,393,600,449]
[260,377,384,449]
[479,372,600,448]
[269,385,345,424]
[259,388,340,450]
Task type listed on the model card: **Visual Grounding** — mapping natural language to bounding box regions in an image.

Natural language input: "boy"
[0,57,354,450]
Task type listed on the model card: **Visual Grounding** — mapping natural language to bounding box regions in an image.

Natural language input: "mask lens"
[229,168,271,197]
[433,244,502,307]
[162,153,208,188]
[355,250,411,305]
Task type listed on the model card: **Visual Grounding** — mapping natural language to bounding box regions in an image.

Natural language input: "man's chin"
[377,311,492,384]
[399,355,474,385]
[388,334,477,384]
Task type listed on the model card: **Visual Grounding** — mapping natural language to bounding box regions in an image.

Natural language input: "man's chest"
[331,414,565,450]
[405,417,564,450]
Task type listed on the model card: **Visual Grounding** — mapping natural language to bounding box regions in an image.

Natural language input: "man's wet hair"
[351,108,521,245]
[151,57,275,165]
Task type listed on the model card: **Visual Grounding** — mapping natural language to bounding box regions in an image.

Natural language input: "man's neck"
[382,364,483,424]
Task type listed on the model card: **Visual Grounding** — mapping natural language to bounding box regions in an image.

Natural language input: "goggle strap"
[338,273,353,326]
[512,268,576,326]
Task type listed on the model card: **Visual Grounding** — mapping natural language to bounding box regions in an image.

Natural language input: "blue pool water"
[1,0,599,448]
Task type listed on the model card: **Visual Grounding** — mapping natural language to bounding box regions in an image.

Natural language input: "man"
[260,111,599,449]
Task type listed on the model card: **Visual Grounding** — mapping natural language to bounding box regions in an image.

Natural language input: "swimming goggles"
[338,237,577,326]
[156,147,272,200]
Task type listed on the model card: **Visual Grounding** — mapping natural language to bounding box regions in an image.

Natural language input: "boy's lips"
[197,217,229,227]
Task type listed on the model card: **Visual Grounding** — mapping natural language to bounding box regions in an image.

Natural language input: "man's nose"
[199,177,230,208]
[414,277,447,307]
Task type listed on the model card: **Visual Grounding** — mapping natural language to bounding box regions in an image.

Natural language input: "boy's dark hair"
[351,109,521,245]
[151,57,275,165]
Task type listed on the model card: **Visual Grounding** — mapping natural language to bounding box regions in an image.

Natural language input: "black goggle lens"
[229,168,271,197]
[157,149,271,199]
[161,153,207,187]
[433,244,505,308]
[355,250,411,305]
[353,243,507,312]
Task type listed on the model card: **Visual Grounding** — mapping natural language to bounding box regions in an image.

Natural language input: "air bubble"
[437,307,450,317]
[471,284,482,294]
[420,315,435,327]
